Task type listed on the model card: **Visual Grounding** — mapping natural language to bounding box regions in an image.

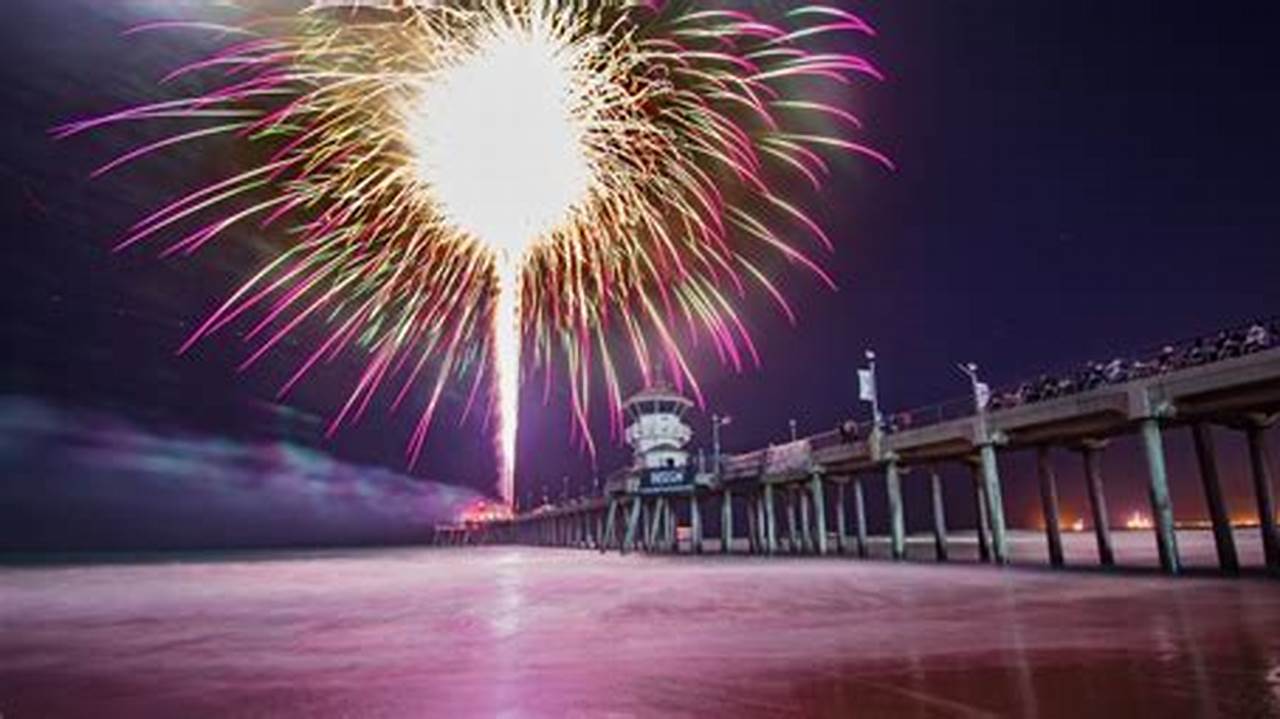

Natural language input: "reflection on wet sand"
[2,544,1279,717]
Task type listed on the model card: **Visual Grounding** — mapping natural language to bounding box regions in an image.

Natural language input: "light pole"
[711,414,732,479]
[862,350,882,430]
[712,413,734,554]
[858,349,884,458]
[956,362,989,417]
[789,418,798,442]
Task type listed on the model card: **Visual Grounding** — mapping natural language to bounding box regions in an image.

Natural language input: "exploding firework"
[58,1,888,507]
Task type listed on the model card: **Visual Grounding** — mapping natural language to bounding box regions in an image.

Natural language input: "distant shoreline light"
[1043,514,1268,532]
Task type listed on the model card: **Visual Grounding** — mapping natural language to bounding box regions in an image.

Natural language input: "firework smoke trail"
[57,1,890,508]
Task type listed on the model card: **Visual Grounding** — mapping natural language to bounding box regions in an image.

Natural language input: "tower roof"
[622,379,694,411]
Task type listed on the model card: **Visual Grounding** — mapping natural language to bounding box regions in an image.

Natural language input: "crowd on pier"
[834,319,1278,442]
[987,319,1276,410]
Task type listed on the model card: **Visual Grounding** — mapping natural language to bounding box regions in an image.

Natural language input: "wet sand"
[834,526,1278,570]
[2,537,1280,717]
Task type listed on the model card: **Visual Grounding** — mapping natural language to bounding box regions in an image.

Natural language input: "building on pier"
[616,380,700,494]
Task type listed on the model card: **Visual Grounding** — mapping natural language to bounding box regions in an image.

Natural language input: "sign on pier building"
[638,466,695,495]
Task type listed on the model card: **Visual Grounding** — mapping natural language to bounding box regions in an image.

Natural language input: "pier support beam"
[835,481,848,554]
[969,462,992,563]
[798,486,814,554]
[660,498,670,547]
[785,487,800,554]
[1036,447,1065,568]
[1191,423,1239,573]
[1140,419,1181,575]
[636,500,649,550]
[721,489,733,554]
[853,478,868,558]
[764,483,779,554]
[811,473,829,555]
[886,461,905,561]
[601,501,616,553]
[1244,418,1279,572]
[691,493,704,554]
[979,444,1010,564]
[1081,441,1115,567]
[930,470,949,562]
[756,492,768,553]
[658,498,671,552]
[666,499,678,552]
[655,501,666,552]
[745,494,759,554]
[613,501,627,551]
[623,497,642,553]
[652,498,665,552]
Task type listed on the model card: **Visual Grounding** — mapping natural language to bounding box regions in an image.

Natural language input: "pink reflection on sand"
[2,541,1280,717]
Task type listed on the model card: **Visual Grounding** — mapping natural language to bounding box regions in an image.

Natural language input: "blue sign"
[639,467,693,494]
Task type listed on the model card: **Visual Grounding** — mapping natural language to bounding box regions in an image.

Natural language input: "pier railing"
[727,315,1280,460]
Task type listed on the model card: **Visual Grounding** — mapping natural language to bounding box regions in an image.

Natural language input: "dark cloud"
[0,396,479,551]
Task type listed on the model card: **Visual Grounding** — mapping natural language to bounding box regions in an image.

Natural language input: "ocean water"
[2,535,1280,717]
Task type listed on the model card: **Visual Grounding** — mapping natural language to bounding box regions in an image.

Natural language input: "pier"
[443,319,1280,577]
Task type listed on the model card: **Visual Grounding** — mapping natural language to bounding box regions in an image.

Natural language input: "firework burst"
[58,0,889,507]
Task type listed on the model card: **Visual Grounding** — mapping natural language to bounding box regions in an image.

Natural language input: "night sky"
[2,1,1277,550]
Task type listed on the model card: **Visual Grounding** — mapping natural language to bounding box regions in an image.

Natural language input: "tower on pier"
[623,381,695,491]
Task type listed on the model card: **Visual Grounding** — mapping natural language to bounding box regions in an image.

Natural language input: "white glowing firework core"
[409,22,594,508]
[411,23,591,255]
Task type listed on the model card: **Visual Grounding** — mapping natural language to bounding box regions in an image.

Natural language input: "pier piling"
[1081,441,1116,567]
[886,461,905,561]
[1244,418,1279,572]
[1036,447,1065,568]
[1140,419,1181,575]
[930,470,949,562]
[1190,423,1238,573]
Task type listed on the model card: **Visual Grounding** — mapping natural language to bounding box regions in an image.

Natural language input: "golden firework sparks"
[58,1,890,507]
